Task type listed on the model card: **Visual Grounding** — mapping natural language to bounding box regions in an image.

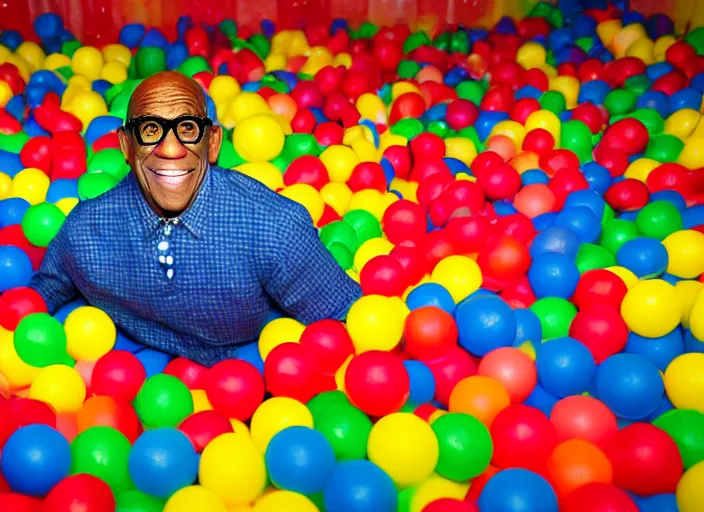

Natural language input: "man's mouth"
[147,167,195,186]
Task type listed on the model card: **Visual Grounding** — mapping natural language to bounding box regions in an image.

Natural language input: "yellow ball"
[65,90,109,130]
[624,158,659,182]
[71,46,104,81]
[165,485,228,512]
[663,230,704,278]
[64,306,116,361]
[675,280,703,329]
[391,82,422,100]
[410,473,470,512]
[280,184,325,224]
[55,197,79,216]
[489,120,526,148]
[320,182,353,216]
[654,35,677,62]
[605,266,638,289]
[665,109,700,139]
[549,75,580,109]
[353,237,394,272]
[444,137,477,166]
[235,162,284,190]
[516,42,547,69]
[0,81,11,108]
[258,318,305,360]
[264,53,287,73]
[688,289,704,341]
[346,295,404,352]
[300,47,333,76]
[16,41,45,72]
[44,53,72,70]
[209,75,241,104]
[379,133,409,153]
[612,24,648,58]
[102,44,131,67]
[4,54,30,81]
[350,138,379,163]
[356,93,387,124]
[525,110,561,145]
[0,327,39,389]
[367,413,439,489]
[677,460,704,512]
[230,418,251,441]
[621,279,682,338]
[431,255,482,303]
[320,145,360,183]
[228,92,271,124]
[11,167,50,205]
[254,491,319,512]
[29,364,86,413]
[0,172,11,199]
[250,397,313,453]
[100,61,127,84]
[625,37,655,65]
[389,178,418,203]
[597,19,622,47]
[665,353,704,413]
[233,114,284,162]
[679,136,704,169]
[199,434,267,506]
[191,389,214,413]
[333,52,352,68]
[348,189,386,220]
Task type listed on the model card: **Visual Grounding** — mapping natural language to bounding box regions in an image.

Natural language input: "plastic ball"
[134,373,194,428]
[477,347,536,403]
[662,230,704,278]
[11,168,49,205]
[569,306,629,363]
[406,283,456,315]
[404,306,458,361]
[448,376,510,427]
[323,459,398,512]
[264,342,324,403]
[91,350,146,402]
[300,319,354,375]
[71,425,133,494]
[254,490,319,512]
[1,424,71,497]
[250,397,313,453]
[344,350,410,417]
[478,468,558,512]
[677,461,704,512]
[562,483,638,512]
[312,400,372,461]
[431,255,483,303]
[431,412,492,481]
[367,412,439,488]
[178,410,233,453]
[64,306,116,361]
[547,439,613,499]
[360,255,407,297]
[233,114,284,162]
[43,473,116,512]
[573,269,628,311]
[346,295,405,352]
[652,409,704,469]
[75,396,141,443]
[550,396,617,447]
[29,364,86,413]
[0,327,39,389]
[164,485,227,512]
[258,317,305,359]
[13,312,68,368]
[456,295,517,356]
[664,353,704,412]
[528,252,580,299]
[621,279,681,338]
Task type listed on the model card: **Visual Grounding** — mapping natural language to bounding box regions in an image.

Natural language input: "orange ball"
[448,375,511,426]
[477,347,537,403]
[486,135,516,161]
[415,65,444,84]
[267,93,298,121]
[546,439,613,499]
[76,395,142,443]
[508,151,540,174]
[513,183,556,219]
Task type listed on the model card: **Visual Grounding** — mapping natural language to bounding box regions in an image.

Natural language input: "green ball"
[600,219,638,255]
[540,90,566,114]
[624,74,651,96]
[604,89,637,116]
[431,412,493,481]
[269,149,293,172]
[343,209,382,245]
[686,26,704,56]
[645,134,684,163]
[135,47,166,78]
[560,120,593,164]
[116,490,165,512]
[433,31,451,51]
[326,242,354,270]
[427,120,450,138]
[450,31,469,54]
[576,243,616,273]
[397,60,422,80]
[284,133,321,158]
[14,312,68,368]
[217,139,245,169]
[88,148,131,180]
[458,126,485,153]
[635,200,684,240]
[70,426,133,494]
[320,220,358,253]
[21,202,66,247]
[62,40,82,57]
[219,19,238,38]
[397,487,414,512]
[248,33,270,59]
[0,132,29,153]
[313,402,372,460]
[78,171,119,200]
[653,409,704,469]
[529,297,577,340]
[134,374,194,428]
[307,390,350,418]
[627,108,665,136]
[403,32,431,54]
[391,119,424,140]
[456,81,485,106]
[177,56,211,78]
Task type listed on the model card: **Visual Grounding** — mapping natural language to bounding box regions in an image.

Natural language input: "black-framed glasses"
[125,115,213,146]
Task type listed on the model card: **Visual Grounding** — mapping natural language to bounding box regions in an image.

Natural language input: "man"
[29,71,362,366]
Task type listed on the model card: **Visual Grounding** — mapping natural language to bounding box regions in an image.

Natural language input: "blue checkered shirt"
[29,166,362,366]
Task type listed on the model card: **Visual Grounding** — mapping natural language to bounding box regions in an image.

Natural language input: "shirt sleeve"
[27,224,78,315]
[264,207,362,325]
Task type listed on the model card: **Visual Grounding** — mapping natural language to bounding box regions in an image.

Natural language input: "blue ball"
[595,353,664,420]
[515,85,543,100]
[234,341,264,374]
[46,179,79,203]
[582,163,613,195]
[0,149,24,178]
[444,157,470,176]
[54,298,88,324]
[127,428,198,499]
[514,308,543,346]
[563,189,606,219]
[1,424,71,496]
[84,115,123,145]
[624,327,684,371]
[530,226,581,259]
[523,383,558,417]
[553,206,602,244]
[616,237,668,279]
[632,493,678,512]
[406,283,456,315]
[683,205,704,229]
[135,348,172,377]
[114,330,144,353]
[637,90,670,118]
[521,169,549,186]
[478,468,558,512]
[140,28,169,50]
[528,252,580,299]
[456,295,517,356]
[266,426,336,495]
[684,328,704,352]
[578,80,610,105]
[0,245,33,292]
[646,62,674,81]
[119,24,146,48]
[403,360,436,405]
[692,72,704,94]
[0,198,30,228]
[323,460,397,512]
[494,202,518,216]
[532,211,558,231]
[670,87,702,112]
[0,30,22,51]
[475,111,510,141]
[33,13,63,41]
[167,42,189,70]
[537,336,596,398]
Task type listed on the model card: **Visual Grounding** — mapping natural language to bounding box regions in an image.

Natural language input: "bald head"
[128,71,207,120]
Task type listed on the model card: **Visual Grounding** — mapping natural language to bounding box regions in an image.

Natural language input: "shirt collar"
[130,166,212,239]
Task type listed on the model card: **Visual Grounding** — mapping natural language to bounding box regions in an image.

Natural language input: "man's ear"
[208,125,223,165]
[117,127,133,163]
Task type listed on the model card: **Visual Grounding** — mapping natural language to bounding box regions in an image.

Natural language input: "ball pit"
[3,2,704,510]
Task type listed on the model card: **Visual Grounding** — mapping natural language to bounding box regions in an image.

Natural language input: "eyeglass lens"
[138,118,203,145]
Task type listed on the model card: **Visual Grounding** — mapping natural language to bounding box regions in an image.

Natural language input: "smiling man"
[28,71,362,366]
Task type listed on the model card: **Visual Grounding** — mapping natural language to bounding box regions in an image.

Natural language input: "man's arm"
[27,226,78,315]
[263,207,362,325]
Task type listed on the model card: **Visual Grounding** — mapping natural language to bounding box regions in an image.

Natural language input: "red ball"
[291,81,324,109]
[573,269,628,311]
[604,423,684,496]
[179,410,234,453]
[569,306,629,363]
[500,275,537,308]
[596,150,629,178]
[264,342,325,403]
[563,483,638,512]
[373,40,403,73]
[0,399,18,446]
[510,98,541,125]
[205,359,265,421]
[284,155,330,190]
[601,119,649,155]
[651,70,688,95]
[410,133,446,161]
[550,395,618,447]
[477,235,531,287]
[548,168,589,209]
[540,149,580,177]
[446,99,479,130]
[604,179,650,212]
[404,306,458,361]
[480,84,515,112]
[42,474,115,512]
[75,395,141,443]
[425,345,478,406]
[523,68,549,91]
[422,498,479,512]
[291,108,317,133]
[348,162,386,192]
[359,255,408,297]
[446,215,491,254]
[163,357,209,390]
[314,122,344,146]
[478,347,537,403]
[571,103,605,134]
[416,170,454,209]
[389,244,429,287]
[0,493,41,512]
[20,136,52,174]
[441,180,486,214]
[646,162,691,197]
[8,398,56,428]
[477,163,521,201]
[410,159,453,184]
[314,66,345,95]
[421,229,458,271]
[470,151,504,180]
[300,319,354,375]
[495,213,536,245]
[490,404,558,472]
[383,145,412,180]
[0,287,47,331]
[323,92,350,122]
[382,199,428,245]
[389,92,427,124]
[91,350,146,402]
[344,350,410,417]
[0,225,46,270]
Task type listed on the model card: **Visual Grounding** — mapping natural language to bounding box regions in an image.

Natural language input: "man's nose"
[153,129,188,159]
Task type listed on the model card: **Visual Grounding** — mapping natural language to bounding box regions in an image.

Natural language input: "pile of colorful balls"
[2,1,704,510]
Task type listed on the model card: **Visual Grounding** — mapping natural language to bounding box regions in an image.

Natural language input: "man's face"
[118,72,222,217]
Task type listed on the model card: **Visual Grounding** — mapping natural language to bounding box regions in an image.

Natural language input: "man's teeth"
[152,169,190,177]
